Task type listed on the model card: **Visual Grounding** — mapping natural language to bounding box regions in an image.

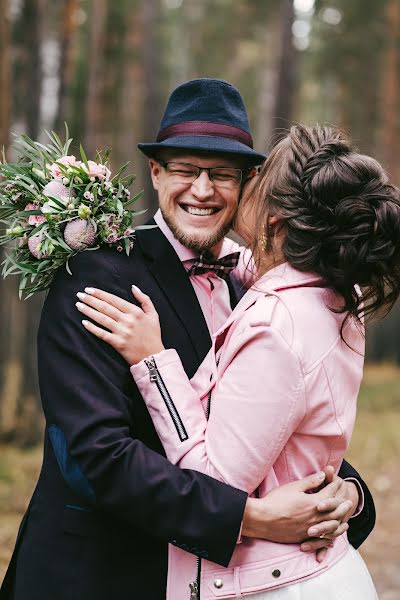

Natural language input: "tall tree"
[271,0,296,139]
[379,0,400,184]
[0,0,11,438]
[140,0,164,214]
[0,0,44,445]
[0,0,10,149]
[54,0,80,134]
[84,0,108,155]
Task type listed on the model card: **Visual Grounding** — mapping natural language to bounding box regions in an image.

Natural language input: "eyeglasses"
[158,160,249,190]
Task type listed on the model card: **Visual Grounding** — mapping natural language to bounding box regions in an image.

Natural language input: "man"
[0,79,375,600]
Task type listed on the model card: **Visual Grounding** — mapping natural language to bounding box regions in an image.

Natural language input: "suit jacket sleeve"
[37,249,247,567]
[338,459,376,548]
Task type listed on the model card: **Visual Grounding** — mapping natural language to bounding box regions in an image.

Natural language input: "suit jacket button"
[272,569,281,578]
[214,579,224,589]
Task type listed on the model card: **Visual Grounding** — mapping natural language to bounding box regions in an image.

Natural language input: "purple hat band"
[156,120,254,148]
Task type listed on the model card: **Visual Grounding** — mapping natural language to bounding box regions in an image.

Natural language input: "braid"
[251,124,400,331]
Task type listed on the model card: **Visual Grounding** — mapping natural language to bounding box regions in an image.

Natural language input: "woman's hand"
[76,285,165,365]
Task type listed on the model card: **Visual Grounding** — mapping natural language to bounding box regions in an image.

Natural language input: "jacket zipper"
[189,359,219,599]
[144,357,189,442]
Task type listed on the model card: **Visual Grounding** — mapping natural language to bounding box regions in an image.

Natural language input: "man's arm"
[338,459,376,548]
[38,249,246,567]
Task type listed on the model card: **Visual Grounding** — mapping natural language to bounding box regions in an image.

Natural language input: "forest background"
[0,0,399,597]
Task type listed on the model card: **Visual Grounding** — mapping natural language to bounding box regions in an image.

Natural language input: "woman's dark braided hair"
[252,124,400,329]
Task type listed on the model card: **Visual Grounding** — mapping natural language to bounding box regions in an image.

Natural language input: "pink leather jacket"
[131,263,365,599]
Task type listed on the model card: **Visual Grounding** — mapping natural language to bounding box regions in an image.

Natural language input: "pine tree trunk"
[54,0,79,134]
[23,0,42,139]
[0,0,11,438]
[140,0,163,215]
[85,0,108,155]
[0,0,44,445]
[0,0,10,149]
[271,0,296,140]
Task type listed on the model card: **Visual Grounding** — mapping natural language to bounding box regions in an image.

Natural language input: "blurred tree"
[379,0,400,184]
[139,0,164,213]
[270,0,296,142]
[0,0,44,445]
[0,0,11,440]
[12,0,43,139]
[0,0,10,148]
[85,0,108,155]
[304,0,386,154]
[54,0,80,134]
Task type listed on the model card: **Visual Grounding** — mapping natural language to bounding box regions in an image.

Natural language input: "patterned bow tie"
[187,251,240,281]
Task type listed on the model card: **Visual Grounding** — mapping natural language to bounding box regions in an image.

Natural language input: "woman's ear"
[268,215,280,226]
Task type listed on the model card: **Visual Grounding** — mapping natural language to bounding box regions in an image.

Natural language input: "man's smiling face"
[149,150,248,253]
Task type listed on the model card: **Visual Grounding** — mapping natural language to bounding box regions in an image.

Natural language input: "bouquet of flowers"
[0,126,148,299]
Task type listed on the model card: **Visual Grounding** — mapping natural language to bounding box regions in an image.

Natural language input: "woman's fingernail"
[85,287,95,294]
[317,471,325,480]
[308,528,318,536]
[76,302,84,310]
[131,284,141,292]
[82,320,89,326]
[301,544,311,551]
[77,292,86,300]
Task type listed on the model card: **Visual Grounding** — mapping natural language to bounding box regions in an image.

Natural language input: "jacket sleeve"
[131,324,306,494]
[38,249,247,568]
[338,459,376,548]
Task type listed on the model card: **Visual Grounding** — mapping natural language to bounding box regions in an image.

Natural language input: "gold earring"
[260,225,270,252]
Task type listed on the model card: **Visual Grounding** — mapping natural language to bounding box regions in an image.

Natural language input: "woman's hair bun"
[260,124,400,324]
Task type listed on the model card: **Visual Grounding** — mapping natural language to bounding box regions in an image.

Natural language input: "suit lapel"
[135,221,212,363]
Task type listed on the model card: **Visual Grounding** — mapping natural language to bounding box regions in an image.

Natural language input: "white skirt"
[249,546,378,599]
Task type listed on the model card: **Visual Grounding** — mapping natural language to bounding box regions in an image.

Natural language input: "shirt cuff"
[345,477,365,518]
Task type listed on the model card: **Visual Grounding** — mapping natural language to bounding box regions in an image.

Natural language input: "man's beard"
[162,209,233,253]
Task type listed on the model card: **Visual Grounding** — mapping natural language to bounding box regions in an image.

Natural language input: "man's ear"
[247,166,258,178]
[149,159,161,191]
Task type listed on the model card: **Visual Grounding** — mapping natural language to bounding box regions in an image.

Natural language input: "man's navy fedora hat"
[138,78,266,165]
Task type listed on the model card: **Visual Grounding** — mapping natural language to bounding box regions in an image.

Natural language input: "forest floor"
[0,364,399,598]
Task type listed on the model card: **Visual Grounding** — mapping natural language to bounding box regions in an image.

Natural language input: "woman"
[75,125,400,598]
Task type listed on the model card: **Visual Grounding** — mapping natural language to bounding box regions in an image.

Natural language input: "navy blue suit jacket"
[0,223,375,600]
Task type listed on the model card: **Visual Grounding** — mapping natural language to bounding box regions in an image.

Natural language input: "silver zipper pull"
[144,357,158,382]
[189,581,199,600]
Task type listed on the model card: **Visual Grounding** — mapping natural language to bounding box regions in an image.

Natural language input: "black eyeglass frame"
[157,159,253,187]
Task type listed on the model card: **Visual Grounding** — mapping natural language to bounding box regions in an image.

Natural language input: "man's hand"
[301,466,359,562]
[242,470,353,555]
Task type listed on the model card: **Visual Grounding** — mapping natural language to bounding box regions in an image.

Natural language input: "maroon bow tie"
[187,252,240,281]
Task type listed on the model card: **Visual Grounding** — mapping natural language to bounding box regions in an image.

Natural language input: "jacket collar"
[214,262,323,338]
[135,220,212,363]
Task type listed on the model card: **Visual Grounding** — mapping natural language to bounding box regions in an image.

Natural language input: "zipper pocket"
[189,579,199,600]
[189,556,201,599]
[191,358,219,599]
[144,356,189,442]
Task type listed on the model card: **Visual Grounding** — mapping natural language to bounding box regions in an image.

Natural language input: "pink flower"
[49,155,82,179]
[25,202,46,226]
[28,234,47,259]
[82,160,111,181]
[64,219,97,251]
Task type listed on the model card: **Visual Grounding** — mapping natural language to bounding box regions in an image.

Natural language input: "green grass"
[358,364,400,412]
[0,459,12,484]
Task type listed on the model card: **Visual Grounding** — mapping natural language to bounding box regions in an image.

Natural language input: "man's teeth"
[186,206,216,216]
